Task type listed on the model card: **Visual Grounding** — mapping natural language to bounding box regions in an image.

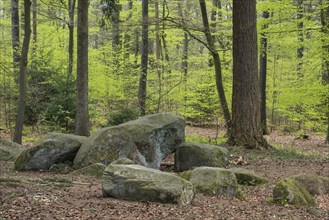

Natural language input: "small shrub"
[107,108,139,126]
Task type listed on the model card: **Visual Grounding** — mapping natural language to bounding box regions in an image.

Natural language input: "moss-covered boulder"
[102,164,195,205]
[49,163,74,174]
[0,140,25,161]
[175,142,229,172]
[229,167,269,186]
[292,174,329,195]
[273,177,316,206]
[15,133,87,171]
[72,163,106,177]
[273,174,329,206]
[74,113,185,169]
[110,157,135,165]
[180,166,239,196]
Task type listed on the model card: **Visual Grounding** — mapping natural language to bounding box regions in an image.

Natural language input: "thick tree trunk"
[13,0,32,144]
[199,0,231,136]
[138,0,148,116]
[228,0,269,149]
[259,11,270,135]
[75,0,90,136]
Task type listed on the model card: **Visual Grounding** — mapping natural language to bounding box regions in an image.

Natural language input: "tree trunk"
[11,0,20,71]
[32,0,37,54]
[155,0,161,112]
[199,0,231,136]
[259,11,270,135]
[75,0,90,136]
[138,0,148,116]
[228,0,269,149]
[321,1,329,143]
[296,0,304,77]
[112,2,121,52]
[66,0,76,131]
[13,0,32,144]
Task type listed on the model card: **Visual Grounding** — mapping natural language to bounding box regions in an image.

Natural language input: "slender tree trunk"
[155,0,161,112]
[11,0,20,68]
[32,0,37,54]
[321,0,329,143]
[138,0,148,115]
[199,0,231,136]
[112,2,121,52]
[75,0,90,136]
[259,11,270,135]
[66,0,76,131]
[13,0,32,144]
[228,0,269,149]
[296,0,304,77]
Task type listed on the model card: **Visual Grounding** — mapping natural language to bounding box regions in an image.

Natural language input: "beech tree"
[75,0,90,136]
[13,0,32,144]
[138,0,149,115]
[199,0,231,136]
[228,0,269,148]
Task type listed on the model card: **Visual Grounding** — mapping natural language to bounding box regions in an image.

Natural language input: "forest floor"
[1,126,329,220]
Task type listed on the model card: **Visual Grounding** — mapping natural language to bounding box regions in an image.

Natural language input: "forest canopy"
[0,0,328,140]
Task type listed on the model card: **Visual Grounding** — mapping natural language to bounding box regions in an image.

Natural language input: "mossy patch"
[229,167,269,186]
[273,178,316,206]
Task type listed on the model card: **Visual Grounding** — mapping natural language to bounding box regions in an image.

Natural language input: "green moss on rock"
[273,178,316,206]
[229,167,269,186]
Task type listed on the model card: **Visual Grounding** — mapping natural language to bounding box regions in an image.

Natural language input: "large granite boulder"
[102,164,195,205]
[229,167,269,186]
[74,113,185,169]
[15,133,87,171]
[0,140,25,161]
[180,166,239,196]
[273,174,329,206]
[175,142,229,172]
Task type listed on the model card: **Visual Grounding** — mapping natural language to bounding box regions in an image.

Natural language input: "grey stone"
[175,142,229,172]
[0,139,25,161]
[72,163,106,177]
[74,113,185,169]
[102,164,195,205]
[15,133,87,171]
[229,167,269,186]
[180,166,239,196]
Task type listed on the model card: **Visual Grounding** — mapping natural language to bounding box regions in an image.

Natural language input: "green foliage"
[106,108,139,126]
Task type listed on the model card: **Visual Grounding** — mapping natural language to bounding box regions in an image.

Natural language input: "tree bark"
[11,0,20,71]
[32,0,37,54]
[321,0,329,143]
[75,0,90,136]
[296,0,304,77]
[138,0,148,115]
[199,0,231,136]
[228,0,269,149]
[259,11,270,135]
[155,0,161,112]
[13,0,32,144]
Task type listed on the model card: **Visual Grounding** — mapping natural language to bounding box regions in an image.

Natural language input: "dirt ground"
[1,127,329,220]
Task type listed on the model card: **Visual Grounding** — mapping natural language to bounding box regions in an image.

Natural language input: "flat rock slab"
[74,113,185,169]
[15,133,87,171]
[175,142,229,172]
[102,164,195,205]
[180,166,239,196]
[229,167,269,186]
